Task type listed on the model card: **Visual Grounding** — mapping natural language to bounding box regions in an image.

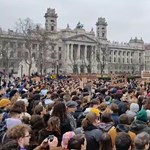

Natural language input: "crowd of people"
[0,75,150,150]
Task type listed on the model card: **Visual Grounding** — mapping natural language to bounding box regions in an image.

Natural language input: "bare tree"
[15,18,48,76]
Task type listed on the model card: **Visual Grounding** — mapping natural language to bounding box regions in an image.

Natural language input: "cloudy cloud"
[0,0,150,43]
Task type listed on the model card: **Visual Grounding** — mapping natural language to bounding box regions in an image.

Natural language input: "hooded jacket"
[97,122,113,132]
[130,120,150,135]
[108,124,136,147]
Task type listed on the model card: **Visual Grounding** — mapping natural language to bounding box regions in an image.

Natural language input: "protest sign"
[111,74,127,87]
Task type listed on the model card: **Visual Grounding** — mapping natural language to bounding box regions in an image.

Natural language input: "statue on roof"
[76,22,84,29]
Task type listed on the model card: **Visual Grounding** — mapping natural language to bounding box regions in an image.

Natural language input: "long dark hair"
[51,102,67,123]
[47,116,60,134]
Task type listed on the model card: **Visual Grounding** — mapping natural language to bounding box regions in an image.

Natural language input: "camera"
[47,135,54,142]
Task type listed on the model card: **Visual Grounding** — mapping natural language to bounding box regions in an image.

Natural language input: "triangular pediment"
[62,34,96,43]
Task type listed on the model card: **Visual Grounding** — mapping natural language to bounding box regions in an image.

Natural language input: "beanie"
[136,109,148,122]
[130,103,139,113]
[0,98,11,108]
[90,108,100,117]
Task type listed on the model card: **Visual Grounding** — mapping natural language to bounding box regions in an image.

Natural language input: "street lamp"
[56,60,59,77]
[40,52,43,76]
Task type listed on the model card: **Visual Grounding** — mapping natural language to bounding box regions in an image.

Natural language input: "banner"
[111,74,127,87]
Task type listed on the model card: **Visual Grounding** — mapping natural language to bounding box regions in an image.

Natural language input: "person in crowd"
[109,103,119,126]
[82,112,102,150]
[38,116,61,146]
[51,102,72,137]
[134,132,150,150]
[115,132,132,150]
[126,103,139,118]
[108,114,136,147]
[66,100,78,130]
[0,98,11,122]
[29,115,45,148]
[100,133,113,150]
[98,112,114,133]
[67,134,85,150]
[6,124,31,150]
[130,109,150,134]
[34,104,46,117]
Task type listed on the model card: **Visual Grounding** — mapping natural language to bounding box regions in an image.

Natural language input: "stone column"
[85,45,87,63]
[70,44,73,60]
[66,44,70,61]
[77,44,80,60]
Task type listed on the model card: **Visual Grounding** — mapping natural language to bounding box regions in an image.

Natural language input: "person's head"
[130,103,139,113]
[52,102,67,122]
[30,115,45,131]
[82,112,99,129]
[89,99,99,108]
[7,124,31,148]
[134,132,150,150]
[68,134,85,150]
[119,114,129,125]
[63,94,71,102]
[34,104,46,116]
[100,133,112,150]
[115,132,131,150]
[12,100,26,112]
[1,140,20,150]
[110,103,119,114]
[0,98,11,109]
[136,109,148,123]
[101,112,112,123]
[9,107,22,119]
[47,116,60,133]
[66,100,78,113]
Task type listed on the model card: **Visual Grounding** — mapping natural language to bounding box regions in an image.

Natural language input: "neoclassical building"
[0,8,145,75]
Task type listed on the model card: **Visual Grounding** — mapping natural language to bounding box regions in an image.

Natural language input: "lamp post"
[40,52,43,77]
[56,60,59,77]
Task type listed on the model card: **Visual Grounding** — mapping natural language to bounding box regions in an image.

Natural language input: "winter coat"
[67,113,76,130]
[111,113,119,127]
[84,124,102,150]
[130,120,150,135]
[108,124,136,147]
[97,122,114,133]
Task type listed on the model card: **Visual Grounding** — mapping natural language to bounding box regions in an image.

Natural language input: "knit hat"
[130,103,139,113]
[61,131,75,149]
[90,108,100,117]
[136,109,148,122]
[0,98,11,108]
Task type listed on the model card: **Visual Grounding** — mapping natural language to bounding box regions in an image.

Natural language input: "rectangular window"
[59,47,61,52]
[114,57,116,62]
[51,26,54,31]
[59,54,61,60]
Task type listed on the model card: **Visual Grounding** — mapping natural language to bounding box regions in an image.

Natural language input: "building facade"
[0,8,145,76]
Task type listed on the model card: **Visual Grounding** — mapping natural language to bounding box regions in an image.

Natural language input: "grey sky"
[0,0,150,43]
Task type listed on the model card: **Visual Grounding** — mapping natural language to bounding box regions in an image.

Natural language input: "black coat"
[84,124,102,150]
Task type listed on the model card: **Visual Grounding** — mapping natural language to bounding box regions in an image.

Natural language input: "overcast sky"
[0,0,150,43]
